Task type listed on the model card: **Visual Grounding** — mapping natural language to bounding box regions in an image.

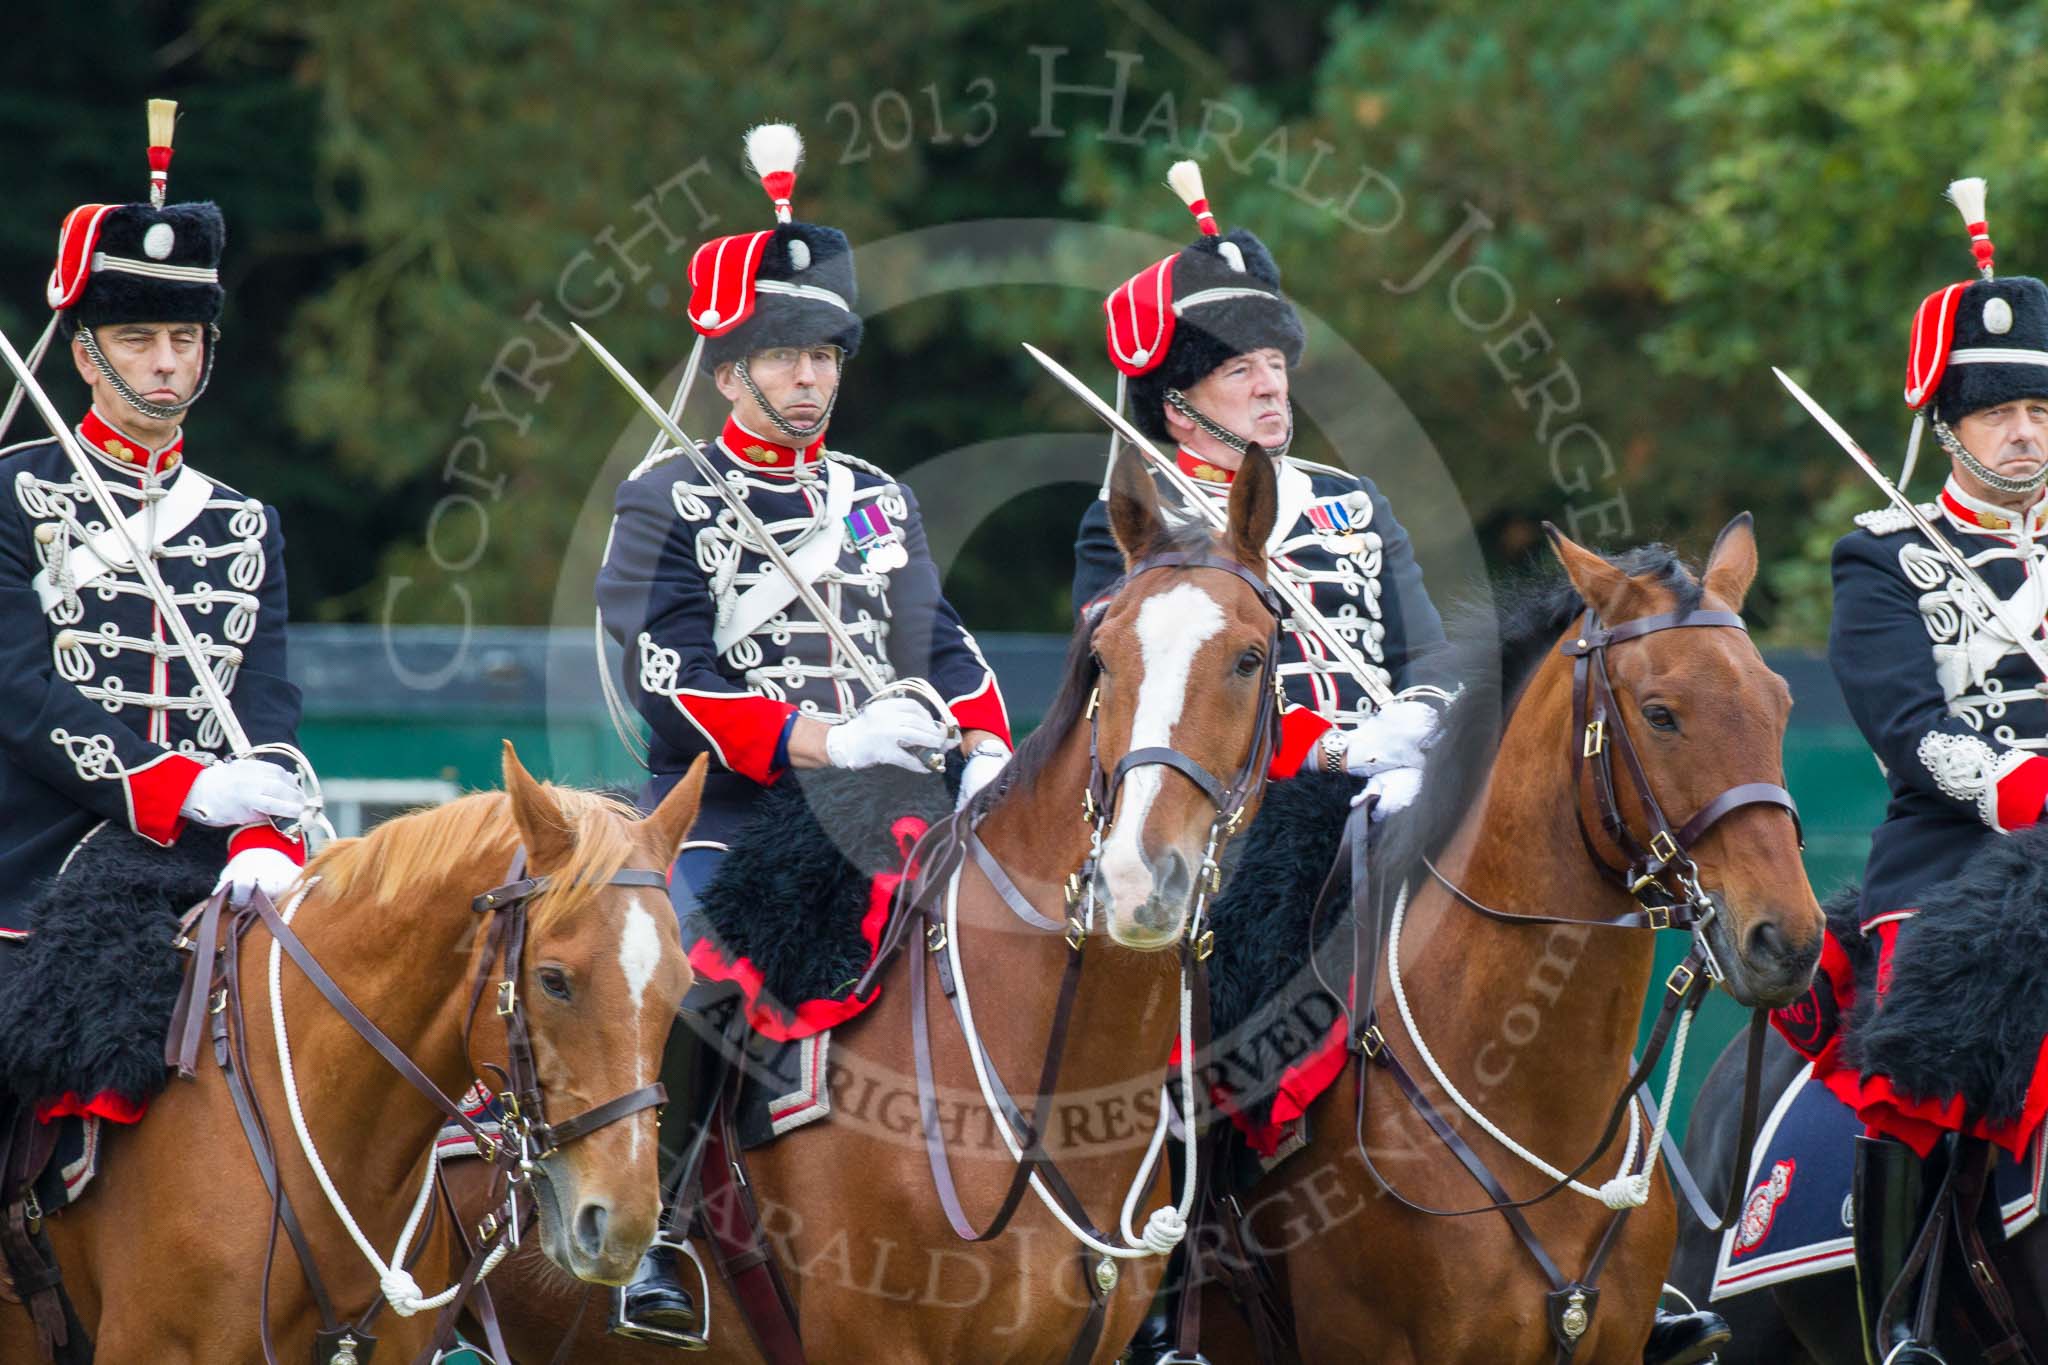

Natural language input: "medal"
[844,504,908,572]
[1307,498,1365,555]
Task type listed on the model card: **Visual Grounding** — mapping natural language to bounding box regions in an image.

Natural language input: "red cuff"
[674,691,799,785]
[1270,706,1334,780]
[1996,754,2048,831]
[229,823,308,865]
[36,1089,149,1125]
[125,751,205,847]
[948,673,1012,748]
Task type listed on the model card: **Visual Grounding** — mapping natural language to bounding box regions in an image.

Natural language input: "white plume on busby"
[745,122,805,225]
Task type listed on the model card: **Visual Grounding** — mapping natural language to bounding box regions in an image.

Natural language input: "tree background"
[4,0,2035,645]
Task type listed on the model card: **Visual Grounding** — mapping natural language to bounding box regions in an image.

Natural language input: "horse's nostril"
[574,1201,609,1259]
[1747,919,1789,966]
[1155,850,1192,909]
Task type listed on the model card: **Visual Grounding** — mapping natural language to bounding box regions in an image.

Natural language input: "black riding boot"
[1641,1303,1731,1365]
[612,1020,711,1348]
[1852,1134,1945,1365]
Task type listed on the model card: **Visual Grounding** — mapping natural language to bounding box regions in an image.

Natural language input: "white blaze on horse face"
[620,899,663,1012]
[620,896,665,1162]
[1100,583,1227,914]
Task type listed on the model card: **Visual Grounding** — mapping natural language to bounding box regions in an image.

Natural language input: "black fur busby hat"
[1104,162,1306,441]
[1905,178,2048,426]
[47,101,225,333]
[688,124,864,369]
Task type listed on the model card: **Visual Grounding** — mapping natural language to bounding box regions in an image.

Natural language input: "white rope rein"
[942,864,1198,1259]
[267,879,509,1315]
[1386,881,1693,1210]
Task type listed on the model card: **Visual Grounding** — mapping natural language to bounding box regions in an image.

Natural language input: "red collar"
[79,408,182,474]
[1939,479,2048,535]
[1176,446,1237,489]
[716,415,825,476]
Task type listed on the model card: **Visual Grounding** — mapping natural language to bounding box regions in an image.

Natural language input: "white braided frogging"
[1386,882,1692,1210]
[941,864,1198,1259]
[268,881,510,1315]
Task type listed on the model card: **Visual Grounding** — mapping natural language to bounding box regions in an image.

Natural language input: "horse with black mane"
[1190,517,1824,1363]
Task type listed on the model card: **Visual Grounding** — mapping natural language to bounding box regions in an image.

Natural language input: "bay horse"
[449,446,1290,1361]
[0,743,701,1364]
[1669,1027,2048,1363]
[1198,518,1825,1363]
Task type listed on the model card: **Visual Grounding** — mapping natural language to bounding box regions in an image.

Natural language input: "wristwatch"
[1320,733,1346,776]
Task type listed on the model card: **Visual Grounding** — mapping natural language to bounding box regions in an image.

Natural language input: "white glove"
[1353,766,1424,822]
[957,742,1012,810]
[214,846,301,907]
[180,758,306,828]
[1309,699,1442,778]
[824,698,950,774]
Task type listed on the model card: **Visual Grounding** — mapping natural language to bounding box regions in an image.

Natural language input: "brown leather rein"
[161,850,671,1365]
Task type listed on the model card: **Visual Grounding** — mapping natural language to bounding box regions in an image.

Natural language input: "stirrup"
[609,1233,712,1351]
[1879,1345,1946,1365]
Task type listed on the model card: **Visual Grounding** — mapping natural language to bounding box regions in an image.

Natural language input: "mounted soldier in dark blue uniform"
[1776,177,2048,1364]
[593,122,1012,1346]
[0,100,307,1129]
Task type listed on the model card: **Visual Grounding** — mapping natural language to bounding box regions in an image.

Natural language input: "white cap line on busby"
[1897,175,2048,489]
[1100,159,1305,449]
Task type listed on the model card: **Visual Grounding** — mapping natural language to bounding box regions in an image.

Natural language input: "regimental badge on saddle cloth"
[1306,493,1371,555]
[844,504,908,573]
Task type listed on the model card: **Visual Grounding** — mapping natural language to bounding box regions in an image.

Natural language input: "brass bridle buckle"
[496,979,517,1017]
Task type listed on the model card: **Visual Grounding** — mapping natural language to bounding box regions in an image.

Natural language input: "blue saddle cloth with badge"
[1709,1060,2046,1300]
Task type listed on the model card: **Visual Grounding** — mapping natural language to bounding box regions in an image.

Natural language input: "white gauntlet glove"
[180,758,306,828]
[1307,699,1442,778]
[956,741,1012,810]
[824,698,950,774]
[214,847,301,907]
[1353,766,1424,822]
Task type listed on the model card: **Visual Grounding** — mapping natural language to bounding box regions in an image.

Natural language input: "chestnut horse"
[1198,519,1824,1363]
[0,744,701,1363]
[453,448,1289,1361]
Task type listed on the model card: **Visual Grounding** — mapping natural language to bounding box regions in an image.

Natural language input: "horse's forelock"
[306,785,646,935]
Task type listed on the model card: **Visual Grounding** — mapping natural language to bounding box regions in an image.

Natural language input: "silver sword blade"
[1773,365,2048,683]
[1022,342,1396,707]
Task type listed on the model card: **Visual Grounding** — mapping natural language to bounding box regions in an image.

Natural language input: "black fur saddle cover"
[0,824,226,1109]
[1837,821,2048,1130]
[688,761,959,1036]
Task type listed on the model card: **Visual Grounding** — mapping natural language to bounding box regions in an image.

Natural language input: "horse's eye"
[538,966,573,1002]
[1235,649,1264,678]
[1642,703,1679,733]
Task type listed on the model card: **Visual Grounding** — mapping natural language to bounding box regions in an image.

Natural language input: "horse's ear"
[1107,445,1166,568]
[641,753,708,863]
[1225,445,1278,575]
[1541,522,1634,621]
[1703,511,1759,611]
[502,740,575,870]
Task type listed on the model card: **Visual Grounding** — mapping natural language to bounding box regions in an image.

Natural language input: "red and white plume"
[745,122,804,225]
[147,98,177,208]
[1167,159,1219,237]
[1948,176,1994,280]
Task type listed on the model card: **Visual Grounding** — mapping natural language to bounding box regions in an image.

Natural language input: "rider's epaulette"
[1853,503,1939,536]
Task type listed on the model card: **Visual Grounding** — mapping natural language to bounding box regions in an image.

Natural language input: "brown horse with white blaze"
[1200,518,1824,1363]
[456,448,1291,1362]
[0,744,701,1363]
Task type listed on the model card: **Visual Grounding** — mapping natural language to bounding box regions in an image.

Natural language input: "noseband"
[1556,605,1803,962]
[1070,548,1286,948]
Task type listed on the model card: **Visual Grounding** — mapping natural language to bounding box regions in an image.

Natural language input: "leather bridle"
[1069,548,1287,949]
[163,850,673,1365]
[1323,603,1806,1361]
